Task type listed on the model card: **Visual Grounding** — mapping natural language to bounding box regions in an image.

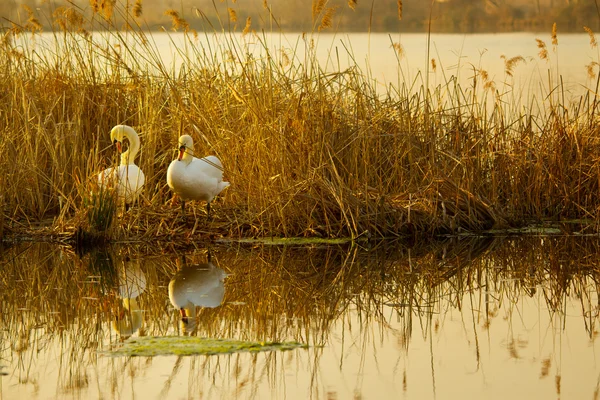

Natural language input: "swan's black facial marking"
[178,145,186,161]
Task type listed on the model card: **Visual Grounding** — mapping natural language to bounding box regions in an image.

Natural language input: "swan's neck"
[121,130,141,165]
[181,149,194,165]
[123,297,140,311]
[184,301,195,315]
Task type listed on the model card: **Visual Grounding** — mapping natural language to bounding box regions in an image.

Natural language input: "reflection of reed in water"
[0,244,106,395]
[168,253,227,334]
[0,238,600,398]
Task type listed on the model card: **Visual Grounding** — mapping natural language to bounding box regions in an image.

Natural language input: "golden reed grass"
[1,2,600,244]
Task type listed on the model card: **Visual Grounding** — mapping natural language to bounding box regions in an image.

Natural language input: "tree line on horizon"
[1,0,600,34]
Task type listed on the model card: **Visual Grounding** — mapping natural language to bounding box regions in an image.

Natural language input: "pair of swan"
[98,125,229,215]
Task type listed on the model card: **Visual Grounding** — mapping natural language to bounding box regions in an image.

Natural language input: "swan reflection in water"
[112,259,147,339]
[168,253,227,334]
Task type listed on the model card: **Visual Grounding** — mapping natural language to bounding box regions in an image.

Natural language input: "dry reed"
[1,3,600,244]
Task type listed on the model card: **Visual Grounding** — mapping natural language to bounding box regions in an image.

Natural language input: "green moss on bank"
[104,336,309,357]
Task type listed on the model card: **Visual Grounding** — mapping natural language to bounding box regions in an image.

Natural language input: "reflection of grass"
[105,336,308,357]
[3,4,600,241]
[0,237,599,393]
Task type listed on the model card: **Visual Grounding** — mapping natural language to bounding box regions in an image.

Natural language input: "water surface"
[18,31,598,100]
[0,236,599,399]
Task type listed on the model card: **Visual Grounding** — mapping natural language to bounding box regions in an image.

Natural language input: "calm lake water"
[1,236,599,399]
[21,31,600,101]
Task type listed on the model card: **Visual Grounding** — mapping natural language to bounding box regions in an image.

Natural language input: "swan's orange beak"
[114,140,122,153]
[178,146,185,161]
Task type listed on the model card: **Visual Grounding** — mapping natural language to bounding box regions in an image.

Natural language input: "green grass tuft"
[104,336,309,357]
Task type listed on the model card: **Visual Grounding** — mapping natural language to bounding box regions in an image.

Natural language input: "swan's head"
[111,298,143,339]
[177,135,194,161]
[110,125,137,153]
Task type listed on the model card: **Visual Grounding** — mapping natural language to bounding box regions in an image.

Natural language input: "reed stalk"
[2,2,600,242]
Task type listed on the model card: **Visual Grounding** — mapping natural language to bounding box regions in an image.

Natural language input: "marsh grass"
[85,184,118,232]
[2,2,600,242]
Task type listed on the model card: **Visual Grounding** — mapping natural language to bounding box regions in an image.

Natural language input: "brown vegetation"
[1,2,600,244]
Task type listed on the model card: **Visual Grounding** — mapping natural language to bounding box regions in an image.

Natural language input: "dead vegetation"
[1,3,600,245]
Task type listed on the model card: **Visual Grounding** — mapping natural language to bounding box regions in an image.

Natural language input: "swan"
[168,259,226,332]
[166,134,229,217]
[97,125,146,206]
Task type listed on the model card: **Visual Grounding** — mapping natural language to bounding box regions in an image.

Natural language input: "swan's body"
[98,125,146,205]
[166,135,229,216]
[168,260,226,332]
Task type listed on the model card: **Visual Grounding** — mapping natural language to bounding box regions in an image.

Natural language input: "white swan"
[98,125,146,206]
[168,259,226,332]
[166,134,229,217]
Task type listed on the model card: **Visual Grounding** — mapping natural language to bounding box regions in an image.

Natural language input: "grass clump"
[2,2,600,242]
[105,336,308,357]
[85,186,118,234]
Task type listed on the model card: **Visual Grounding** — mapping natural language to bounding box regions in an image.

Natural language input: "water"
[1,236,599,399]
[19,31,600,101]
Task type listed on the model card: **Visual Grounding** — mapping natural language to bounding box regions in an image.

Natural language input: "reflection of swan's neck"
[113,297,143,338]
[121,130,140,166]
[180,301,195,319]
[180,302,197,333]
[123,297,140,311]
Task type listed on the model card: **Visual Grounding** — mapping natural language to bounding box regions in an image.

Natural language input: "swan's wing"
[196,285,225,308]
[215,181,230,197]
[117,164,145,202]
[185,268,226,308]
[98,167,118,188]
[195,156,224,181]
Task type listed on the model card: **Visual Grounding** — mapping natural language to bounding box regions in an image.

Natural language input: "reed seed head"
[391,42,404,58]
[585,26,597,48]
[312,0,326,22]
[501,55,525,77]
[397,0,403,20]
[133,0,143,18]
[535,38,548,60]
[228,8,237,23]
[165,9,190,32]
[586,61,598,79]
[242,17,252,36]
[318,7,336,31]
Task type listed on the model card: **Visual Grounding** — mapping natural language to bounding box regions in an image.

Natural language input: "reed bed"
[2,3,600,243]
